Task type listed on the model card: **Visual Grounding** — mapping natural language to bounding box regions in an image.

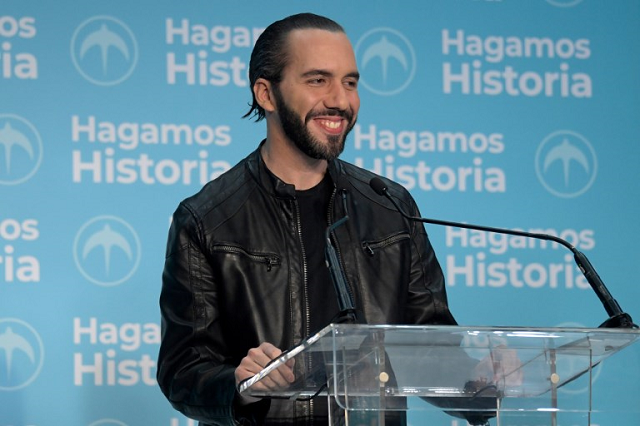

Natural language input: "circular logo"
[73,215,141,286]
[355,28,416,96]
[70,16,138,86]
[535,130,597,198]
[546,0,584,7]
[88,420,128,426]
[0,114,43,185]
[0,318,45,391]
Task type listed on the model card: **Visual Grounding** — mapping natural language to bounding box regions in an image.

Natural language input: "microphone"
[325,187,357,324]
[369,177,636,329]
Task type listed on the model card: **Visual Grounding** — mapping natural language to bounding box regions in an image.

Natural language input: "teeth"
[320,120,341,129]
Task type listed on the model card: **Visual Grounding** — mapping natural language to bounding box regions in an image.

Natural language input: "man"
[157,13,457,425]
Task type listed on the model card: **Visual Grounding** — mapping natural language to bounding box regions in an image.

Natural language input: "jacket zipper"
[362,232,411,256]
[292,199,310,340]
[292,198,313,420]
[211,244,281,271]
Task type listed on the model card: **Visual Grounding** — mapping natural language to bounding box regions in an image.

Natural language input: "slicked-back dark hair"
[243,13,345,121]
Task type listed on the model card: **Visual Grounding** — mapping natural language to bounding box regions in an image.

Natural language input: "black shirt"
[295,174,340,335]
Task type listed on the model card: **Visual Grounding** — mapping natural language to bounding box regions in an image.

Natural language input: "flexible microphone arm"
[369,177,636,329]
[325,189,357,324]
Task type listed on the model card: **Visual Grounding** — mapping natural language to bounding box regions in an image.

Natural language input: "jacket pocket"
[211,244,281,271]
[361,231,410,256]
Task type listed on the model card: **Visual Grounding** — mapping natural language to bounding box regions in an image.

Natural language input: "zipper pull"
[363,243,374,257]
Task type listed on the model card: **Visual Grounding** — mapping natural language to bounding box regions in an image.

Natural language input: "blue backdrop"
[2,1,640,425]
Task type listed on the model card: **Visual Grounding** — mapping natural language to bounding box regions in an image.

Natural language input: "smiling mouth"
[314,118,345,134]
[320,119,341,129]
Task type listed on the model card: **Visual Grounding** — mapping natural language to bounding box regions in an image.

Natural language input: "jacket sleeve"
[157,203,269,425]
[403,195,458,326]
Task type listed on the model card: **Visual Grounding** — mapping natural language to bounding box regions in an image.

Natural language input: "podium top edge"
[322,323,640,336]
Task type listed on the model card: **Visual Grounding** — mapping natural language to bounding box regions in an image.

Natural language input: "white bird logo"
[362,35,408,84]
[80,23,130,75]
[0,327,35,382]
[543,139,590,187]
[82,224,133,275]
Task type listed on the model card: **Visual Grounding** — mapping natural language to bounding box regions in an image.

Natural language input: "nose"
[325,82,351,111]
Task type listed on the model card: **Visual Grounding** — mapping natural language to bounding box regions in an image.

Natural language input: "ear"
[253,78,276,114]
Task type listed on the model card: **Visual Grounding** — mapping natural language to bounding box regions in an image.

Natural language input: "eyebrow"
[301,69,360,80]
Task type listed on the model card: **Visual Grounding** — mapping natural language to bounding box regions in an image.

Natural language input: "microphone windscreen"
[369,177,388,196]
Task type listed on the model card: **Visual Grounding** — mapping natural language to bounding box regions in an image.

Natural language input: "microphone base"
[333,309,359,324]
[598,312,637,329]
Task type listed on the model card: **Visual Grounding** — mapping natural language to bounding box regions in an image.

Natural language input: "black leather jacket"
[157,145,457,425]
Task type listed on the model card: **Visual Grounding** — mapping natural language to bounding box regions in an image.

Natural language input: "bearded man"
[158,13,457,426]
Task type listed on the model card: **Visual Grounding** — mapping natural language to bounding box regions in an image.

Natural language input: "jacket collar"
[247,140,345,199]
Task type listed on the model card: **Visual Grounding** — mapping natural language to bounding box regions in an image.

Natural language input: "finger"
[259,342,282,359]
[236,358,289,390]
[240,374,279,392]
[254,344,292,386]
[258,343,295,384]
[275,362,296,384]
[241,344,295,388]
[249,346,279,369]
[235,347,276,385]
[242,363,293,390]
[261,361,294,388]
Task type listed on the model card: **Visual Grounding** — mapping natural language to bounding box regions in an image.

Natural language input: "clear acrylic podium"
[239,324,640,425]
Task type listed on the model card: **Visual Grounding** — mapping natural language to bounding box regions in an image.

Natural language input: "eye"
[308,77,326,85]
[344,79,358,90]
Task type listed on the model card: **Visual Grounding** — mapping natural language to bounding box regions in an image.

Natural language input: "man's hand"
[474,345,523,389]
[235,342,296,391]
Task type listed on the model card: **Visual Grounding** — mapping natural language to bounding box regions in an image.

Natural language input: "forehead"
[283,28,357,75]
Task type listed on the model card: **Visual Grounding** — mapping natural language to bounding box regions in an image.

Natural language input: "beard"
[272,85,356,162]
